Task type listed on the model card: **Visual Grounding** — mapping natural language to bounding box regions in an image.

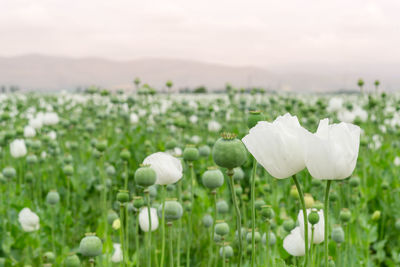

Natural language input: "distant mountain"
[0,54,397,92]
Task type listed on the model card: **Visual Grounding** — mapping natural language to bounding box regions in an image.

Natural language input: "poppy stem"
[251,157,257,267]
[324,180,332,267]
[292,175,309,267]
[145,190,152,267]
[227,169,242,267]
[160,185,166,267]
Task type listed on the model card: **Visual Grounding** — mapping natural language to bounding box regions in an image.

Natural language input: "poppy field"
[0,87,399,267]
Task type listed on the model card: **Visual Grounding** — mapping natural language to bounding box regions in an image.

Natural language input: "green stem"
[119,204,126,267]
[176,181,182,267]
[324,180,332,267]
[51,209,56,254]
[146,192,152,267]
[168,223,174,267]
[292,175,308,267]
[135,212,140,267]
[310,226,315,267]
[186,163,195,267]
[228,169,242,267]
[160,186,166,267]
[251,158,257,267]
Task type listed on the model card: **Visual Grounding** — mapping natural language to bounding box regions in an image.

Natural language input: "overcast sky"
[1,0,399,69]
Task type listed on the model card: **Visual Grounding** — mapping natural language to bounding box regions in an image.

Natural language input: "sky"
[1,0,400,69]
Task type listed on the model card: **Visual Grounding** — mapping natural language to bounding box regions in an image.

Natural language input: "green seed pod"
[262,232,276,246]
[184,201,192,212]
[182,192,190,202]
[329,191,338,202]
[166,184,176,192]
[202,214,213,228]
[311,179,323,188]
[214,233,222,243]
[331,226,345,243]
[216,200,229,214]
[116,190,130,203]
[260,206,274,220]
[219,245,234,258]
[106,165,116,177]
[64,254,81,267]
[79,234,103,257]
[183,145,199,162]
[247,110,264,129]
[46,190,60,205]
[43,251,55,263]
[381,181,389,190]
[63,165,74,176]
[132,196,144,209]
[372,210,381,221]
[339,209,351,223]
[235,185,243,196]
[26,154,38,164]
[349,176,360,187]
[202,167,224,189]
[212,133,247,169]
[135,165,157,187]
[107,210,119,225]
[246,231,261,243]
[199,145,211,157]
[215,222,230,236]
[313,201,324,210]
[283,219,295,232]
[2,167,16,179]
[158,200,183,221]
[233,167,245,181]
[165,139,177,150]
[120,149,131,161]
[95,140,107,152]
[308,210,320,225]
[254,199,266,210]
[328,258,336,267]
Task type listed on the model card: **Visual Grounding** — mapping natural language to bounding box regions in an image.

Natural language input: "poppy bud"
[372,210,381,221]
[215,221,230,236]
[202,214,213,228]
[46,190,60,205]
[219,245,234,258]
[290,185,299,198]
[183,145,199,162]
[217,200,229,214]
[339,209,351,223]
[247,110,264,129]
[116,190,130,203]
[64,254,81,267]
[212,133,247,170]
[331,226,345,243]
[135,165,157,187]
[283,219,295,232]
[304,194,315,209]
[308,210,320,225]
[79,234,103,257]
[202,167,224,189]
[158,200,183,221]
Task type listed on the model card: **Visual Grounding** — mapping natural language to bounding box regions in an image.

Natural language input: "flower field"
[0,88,399,267]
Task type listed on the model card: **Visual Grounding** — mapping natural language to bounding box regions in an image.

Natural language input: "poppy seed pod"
[254,199,266,210]
[134,165,157,187]
[2,167,16,179]
[26,154,38,164]
[133,196,144,209]
[308,210,320,225]
[79,234,103,257]
[246,231,261,243]
[202,214,213,228]
[183,145,199,162]
[46,190,60,205]
[43,251,55,263]
[212,133,247,170]
[199,145,211,157]
[63,165,74,176]
[95,140,107,152]
[64,254,81,267]
[202,167,224,190]
[247,110,264,129]
[215,221,230,236]
[219,245,234,258]
[349,176,360,187]
[158,200,183,221]
[216,200,229,214]
[107,210,118,225]
[304,194,315,209]
[116,190,130,203]
[235,185,243,196]
[262,232,276,246]
[283,219,295,232]
[233,167,245,181]
[395,219,400,230]
[260,205,274,220]
[339,209,351,223]
[120,149,131,161]
[331,226,345,243]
